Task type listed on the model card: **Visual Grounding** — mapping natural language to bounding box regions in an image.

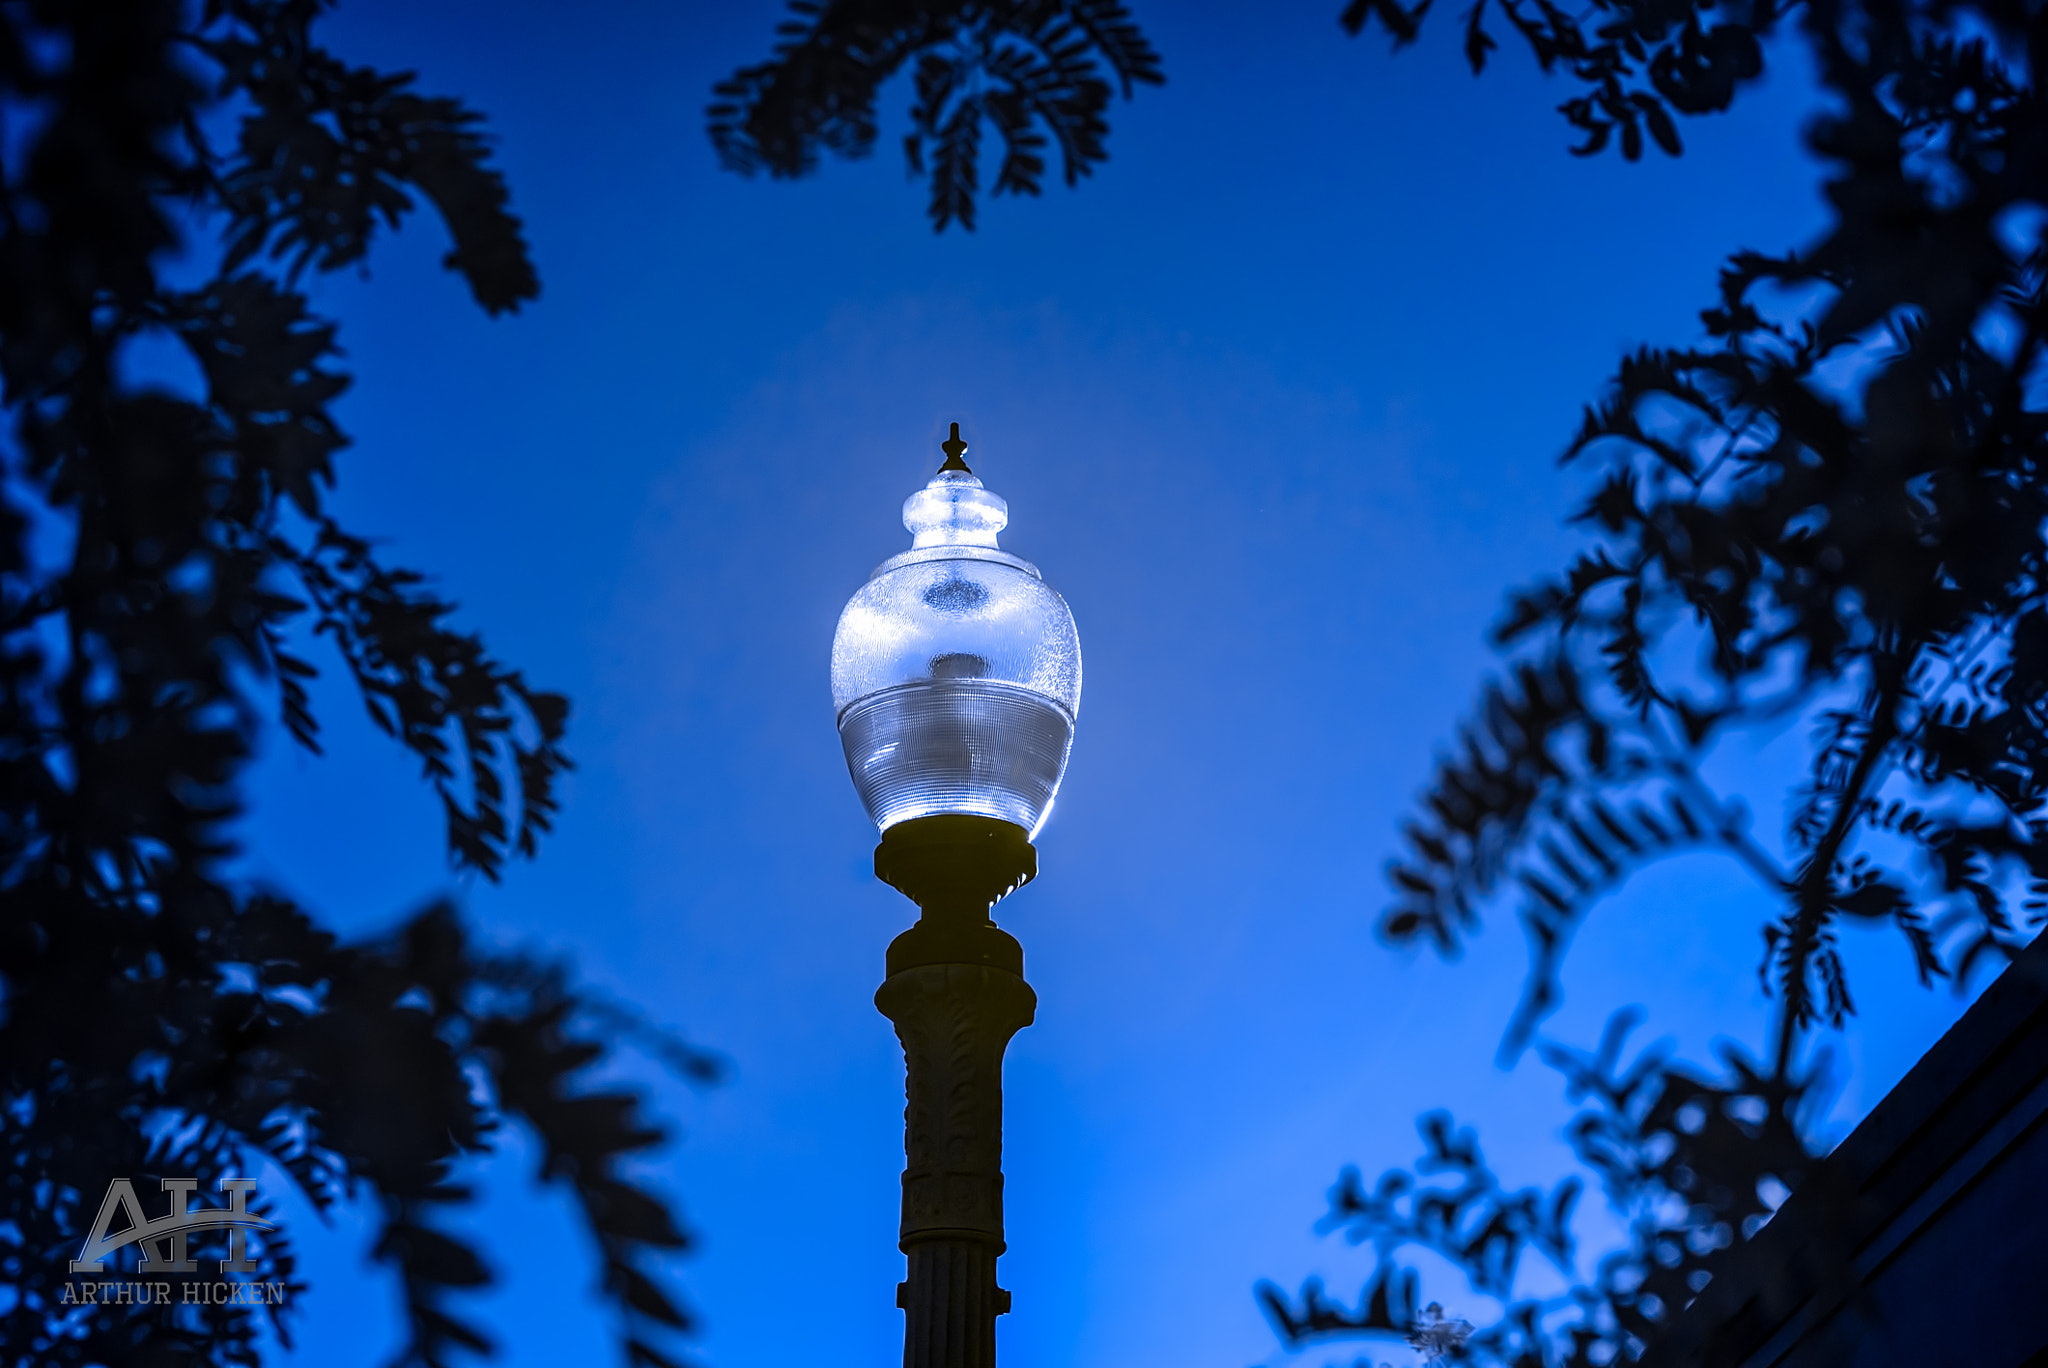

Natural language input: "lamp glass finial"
[939,421,972,473]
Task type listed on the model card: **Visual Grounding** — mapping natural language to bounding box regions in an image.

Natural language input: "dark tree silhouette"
[710,0,1162,231]
[1,2,713,1365]
[1340,0,1777,159]
[1250,0,2048,1361]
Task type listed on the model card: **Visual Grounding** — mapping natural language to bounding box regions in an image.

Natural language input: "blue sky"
[223,2,1990,1365]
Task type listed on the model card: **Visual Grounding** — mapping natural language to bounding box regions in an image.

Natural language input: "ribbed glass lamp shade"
[831,438,1081,836]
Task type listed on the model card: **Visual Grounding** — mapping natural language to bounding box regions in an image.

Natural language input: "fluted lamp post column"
[831,424,1082,1368]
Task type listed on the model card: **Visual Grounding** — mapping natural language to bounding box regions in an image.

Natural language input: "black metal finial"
[938,421,972,474]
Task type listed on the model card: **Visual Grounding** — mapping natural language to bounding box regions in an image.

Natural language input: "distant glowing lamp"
[831,424,1082,837]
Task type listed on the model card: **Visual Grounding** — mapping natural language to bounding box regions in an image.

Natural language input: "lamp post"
[831,424,1081,1368]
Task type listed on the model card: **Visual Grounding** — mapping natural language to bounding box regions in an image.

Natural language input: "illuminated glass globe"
[831,427,1081,836]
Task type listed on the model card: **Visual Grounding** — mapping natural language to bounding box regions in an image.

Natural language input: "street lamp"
[831,423,1081,1368]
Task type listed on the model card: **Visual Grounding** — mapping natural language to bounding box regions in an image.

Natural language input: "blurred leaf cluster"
[1261,1015,1844,1364]
[0,2,711,1364]
[709,0,1162,231]
[1342,0,1773,158]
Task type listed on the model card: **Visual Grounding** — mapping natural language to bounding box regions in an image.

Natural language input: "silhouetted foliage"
[0,2,711,1365]
[709,0,1162,231]
[1262,1017,1849,1363]
[1342,0,1776,159]
[1257,0,2048,1360]
[707,0,1766,236]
